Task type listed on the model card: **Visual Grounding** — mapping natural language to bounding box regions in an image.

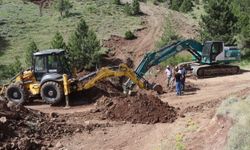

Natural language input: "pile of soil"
[0,101,87,149]
[95,92,177,124]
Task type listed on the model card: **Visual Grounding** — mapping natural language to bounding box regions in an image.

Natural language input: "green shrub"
[125,30,136,40]
[113,0,121,5]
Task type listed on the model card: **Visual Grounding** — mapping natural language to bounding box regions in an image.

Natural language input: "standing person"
[175,69,182,96]
[165,65,172,87]
[180,66,187,91]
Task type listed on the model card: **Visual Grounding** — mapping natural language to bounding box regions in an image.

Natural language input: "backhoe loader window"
[48,55,59,73]
[34,56,46,72]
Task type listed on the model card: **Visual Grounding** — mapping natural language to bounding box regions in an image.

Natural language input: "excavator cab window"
[211,42,223,61]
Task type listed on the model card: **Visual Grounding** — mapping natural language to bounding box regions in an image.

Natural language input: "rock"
[50,112,59,118]
[55,141,63,148]
[0,116,7,123]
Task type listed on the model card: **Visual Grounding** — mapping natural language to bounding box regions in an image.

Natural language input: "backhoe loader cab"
[33,49,71,81]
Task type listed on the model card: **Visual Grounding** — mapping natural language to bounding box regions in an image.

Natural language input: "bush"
[124,0,140,16]
[113,0,121,5]
[125,30,136,40]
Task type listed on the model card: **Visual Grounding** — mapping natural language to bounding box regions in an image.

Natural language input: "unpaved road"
[55,71,250,150]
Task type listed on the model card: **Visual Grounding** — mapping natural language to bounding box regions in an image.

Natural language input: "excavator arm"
[77,64,147,91]
[125,39,203,90]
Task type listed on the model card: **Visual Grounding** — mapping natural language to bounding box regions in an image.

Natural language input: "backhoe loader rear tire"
[41,81,63,105]
[5,83,27,105]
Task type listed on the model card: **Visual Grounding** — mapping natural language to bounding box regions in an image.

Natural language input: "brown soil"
[0,100,102,149]
[95,93,177,124]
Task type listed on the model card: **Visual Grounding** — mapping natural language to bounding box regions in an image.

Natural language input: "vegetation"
[156,17,180,48]
[53,0,73,17]
[231,0,250,57]
[200,0,238,45]
[0,57,22,81]
[124,0,141,16]
[51,32,66,49]
[0,0,141,78]
[156,16,191,67]
[67,19,101,70]
[125,30,136,40]
[25,40,39,67]
[113,0,121,5]
[179,0,194,13]
[217,96,250,150]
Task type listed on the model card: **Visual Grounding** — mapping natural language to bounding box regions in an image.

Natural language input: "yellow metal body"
[78,64,145,91]
[63,74,70,96]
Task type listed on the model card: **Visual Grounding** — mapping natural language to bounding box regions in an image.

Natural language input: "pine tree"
[54,0,73,17]
[51,32,66,49]
[131,0,140,15]
[179,0,194,13]
[25,40,38,67]
[231,0,250,56]
[200,0,238,45]
[67,19,101,70]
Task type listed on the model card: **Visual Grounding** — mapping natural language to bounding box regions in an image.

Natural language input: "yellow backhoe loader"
[0,49,154,105]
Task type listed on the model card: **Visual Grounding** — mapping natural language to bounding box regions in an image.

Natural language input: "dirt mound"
[96,93,177,124]
[0,101,87,149]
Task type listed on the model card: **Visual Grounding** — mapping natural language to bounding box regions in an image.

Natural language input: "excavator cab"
[201,41,223,64]
[33,49,71,81]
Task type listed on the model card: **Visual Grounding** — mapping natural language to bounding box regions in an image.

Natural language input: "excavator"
[124,39,241,92]
[0,49,150,105]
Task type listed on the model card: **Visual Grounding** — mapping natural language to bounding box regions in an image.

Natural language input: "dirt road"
[54,70,250,150]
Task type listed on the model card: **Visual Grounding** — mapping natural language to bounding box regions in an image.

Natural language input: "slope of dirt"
[96,93,177,124]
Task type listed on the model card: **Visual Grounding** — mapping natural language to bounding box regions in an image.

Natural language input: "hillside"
[0,0,142,65]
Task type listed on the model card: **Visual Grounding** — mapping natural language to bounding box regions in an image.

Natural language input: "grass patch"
[0,0,141,66]
[217,96,250,150]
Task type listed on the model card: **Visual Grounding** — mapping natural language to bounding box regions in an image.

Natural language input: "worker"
[180,66,187,91]
[175,69,182,96]
[165,65,172,87]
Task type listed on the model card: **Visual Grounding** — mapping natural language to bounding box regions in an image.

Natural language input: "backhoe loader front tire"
[41,81,63,105]
[5,83,27,105]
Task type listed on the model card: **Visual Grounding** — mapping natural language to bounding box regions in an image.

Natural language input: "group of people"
[165,65,186,96]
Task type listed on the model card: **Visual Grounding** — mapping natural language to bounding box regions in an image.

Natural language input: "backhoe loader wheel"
[41,81,63,105]
[5,83,27,105]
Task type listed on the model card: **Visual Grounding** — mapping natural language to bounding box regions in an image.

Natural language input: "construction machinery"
[0,49,149,105]
[125,39,241,90]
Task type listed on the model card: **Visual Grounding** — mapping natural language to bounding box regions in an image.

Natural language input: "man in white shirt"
[165,65,172,88]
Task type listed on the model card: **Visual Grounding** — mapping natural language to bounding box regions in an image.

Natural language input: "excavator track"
[192,64,240,78]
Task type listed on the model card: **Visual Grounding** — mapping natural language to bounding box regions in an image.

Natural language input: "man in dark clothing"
[180,66,186,91]
[175,70,182,96]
